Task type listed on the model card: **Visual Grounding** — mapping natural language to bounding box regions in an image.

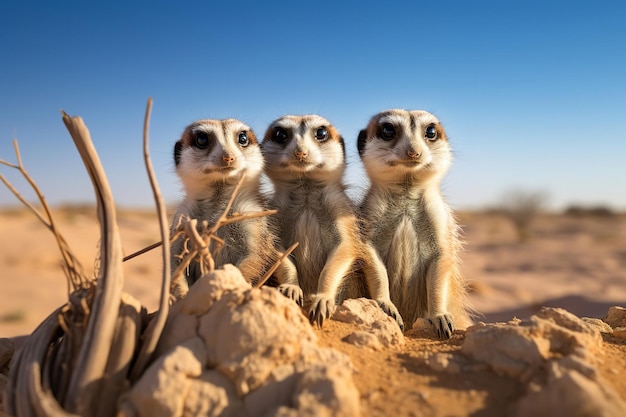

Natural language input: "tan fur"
[261,115,403,328]
[358,109,473,338]
[171,118,302,304]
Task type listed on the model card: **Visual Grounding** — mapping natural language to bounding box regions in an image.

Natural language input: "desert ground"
[1,206,625,416]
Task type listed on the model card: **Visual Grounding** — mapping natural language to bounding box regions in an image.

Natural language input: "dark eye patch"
[238,131,249,147]
[272,126,290,144]
[380,123,397,141]
[193,131,211,149]
[425,124,438,140]
[314,126,328,141]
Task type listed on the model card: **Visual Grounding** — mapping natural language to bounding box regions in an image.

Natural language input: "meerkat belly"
[378,215,432,323]
[292,209,335,296]
[386,217,419,301]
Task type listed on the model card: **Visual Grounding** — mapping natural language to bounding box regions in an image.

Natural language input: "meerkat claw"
[430,314,454,339]
[309,296,334,328]
[278,284,304,306]
[376,299,404,331]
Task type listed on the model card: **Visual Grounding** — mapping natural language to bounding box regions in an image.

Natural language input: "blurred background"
[1,1,625,336]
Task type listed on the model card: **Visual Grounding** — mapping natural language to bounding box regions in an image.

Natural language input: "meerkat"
[260,114,403,328]
[171,118,302,304]
[357,109,473,339]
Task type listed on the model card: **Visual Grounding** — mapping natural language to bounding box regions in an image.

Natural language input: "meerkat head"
[260,115,346,184]
[357,109,452,186]
[174,118,264,199]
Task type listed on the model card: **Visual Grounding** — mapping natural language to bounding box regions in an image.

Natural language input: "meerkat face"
[174,118,263,197]
[261,115,346,183]
[357,109,452,184]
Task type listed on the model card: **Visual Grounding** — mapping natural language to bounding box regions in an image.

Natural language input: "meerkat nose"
[407,149,421,159]
[294,149,308,160]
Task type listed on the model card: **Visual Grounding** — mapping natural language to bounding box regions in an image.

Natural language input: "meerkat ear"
[174,141,183,166]
[338,135,346,159]
[357,129,367,157]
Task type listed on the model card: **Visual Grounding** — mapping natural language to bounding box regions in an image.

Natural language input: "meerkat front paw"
[429,313,455,339]
[376,299,404,331]
[308,295,336,327]
[278,284,304,306]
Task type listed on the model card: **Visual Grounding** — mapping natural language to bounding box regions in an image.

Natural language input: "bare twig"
[122,241,162,262]
[0,140,88,292]
[129,98,172,380]
[255,242,300,288]
[207,174,246,236]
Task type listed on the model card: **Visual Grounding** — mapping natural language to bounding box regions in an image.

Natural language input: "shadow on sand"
[480,295,624,323]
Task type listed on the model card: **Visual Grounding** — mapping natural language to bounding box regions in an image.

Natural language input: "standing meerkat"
[357,109,473,338]
[261,114,402,328]
[171,118,302,304]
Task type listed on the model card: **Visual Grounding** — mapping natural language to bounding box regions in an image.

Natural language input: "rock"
[462,307,625,417]
[343,331,382,350]
[118,337,207,417]
[184,370,245,417]
[512,363,626,417]
[604,306,626,328]
[462,307,602,379]
[171,264,250,317]
[462,322,548,378]
[613,327,626,340]
[0,337,15,373]
[289,363,360,417]
[425,353,462,374]
[198,286,317,395]
[120,265,360,417]
[582,317,613,334]
[534,307,601,343]
[333,298,404,348]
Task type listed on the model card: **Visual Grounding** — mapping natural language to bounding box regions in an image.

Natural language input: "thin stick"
[0,140,87,291]
[255,242,299,288]
[129,98,172,380]
[122,241,162,262]
[122,209,277,262]
[207,174,246,236]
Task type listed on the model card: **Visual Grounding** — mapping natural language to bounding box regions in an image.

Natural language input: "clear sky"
[1,1,625,211]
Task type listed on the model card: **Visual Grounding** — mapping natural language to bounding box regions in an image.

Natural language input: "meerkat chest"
[371,199,439,266]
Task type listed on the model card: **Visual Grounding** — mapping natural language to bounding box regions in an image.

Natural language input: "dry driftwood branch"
[5,110,142,417]
[60,111,126,415]
[0,141,88,293]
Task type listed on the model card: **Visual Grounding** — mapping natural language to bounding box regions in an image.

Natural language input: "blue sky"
[1,1,625,211]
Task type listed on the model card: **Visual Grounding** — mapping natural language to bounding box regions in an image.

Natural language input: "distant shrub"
[499,189,548,242]
[563,205,615,217]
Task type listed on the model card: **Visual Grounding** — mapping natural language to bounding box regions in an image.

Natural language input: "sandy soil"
[1,207,625,415]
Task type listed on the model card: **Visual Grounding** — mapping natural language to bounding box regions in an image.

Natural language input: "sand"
[1,207,625,416]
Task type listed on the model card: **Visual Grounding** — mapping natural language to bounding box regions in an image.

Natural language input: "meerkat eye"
[238,131,249,147]
[315,126,328,141]
[272,127,289,144]
[193,132,210,149]
[380,123,396,141]
[425,124,438,141]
